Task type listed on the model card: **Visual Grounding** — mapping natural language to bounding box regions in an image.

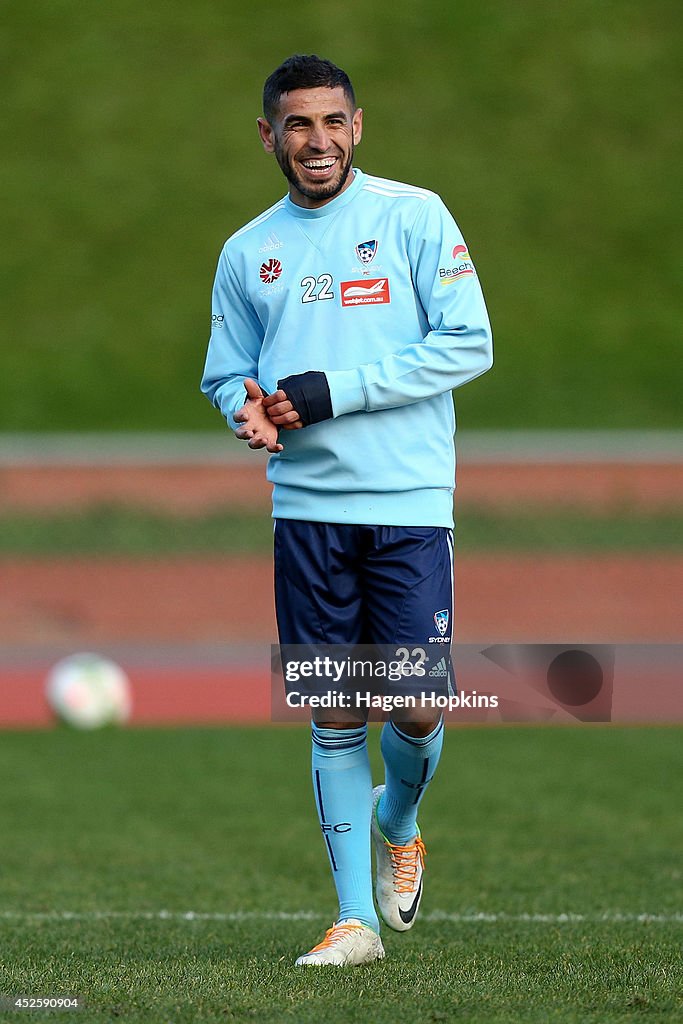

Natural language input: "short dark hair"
[263,54,356,123]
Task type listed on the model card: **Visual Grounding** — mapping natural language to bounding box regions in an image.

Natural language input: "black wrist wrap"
[277,371,333,427]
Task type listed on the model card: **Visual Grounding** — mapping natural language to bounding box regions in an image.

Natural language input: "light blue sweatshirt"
[201,169,493,527]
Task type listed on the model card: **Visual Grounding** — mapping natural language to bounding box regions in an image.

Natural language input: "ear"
[257,117,276,154]
[352,107,363,146]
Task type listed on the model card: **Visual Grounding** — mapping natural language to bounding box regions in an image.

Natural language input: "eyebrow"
[282,110,349,126]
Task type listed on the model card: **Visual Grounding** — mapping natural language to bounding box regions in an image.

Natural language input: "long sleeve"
[325,195,493,417]
[200,247,264,430]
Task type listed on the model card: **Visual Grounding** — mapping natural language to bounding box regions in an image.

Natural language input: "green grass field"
[2,0,681,431]
[1,506,682,556]
[1,725,680,1022]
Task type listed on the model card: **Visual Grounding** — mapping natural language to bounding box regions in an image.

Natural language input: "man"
[201,54,492,966]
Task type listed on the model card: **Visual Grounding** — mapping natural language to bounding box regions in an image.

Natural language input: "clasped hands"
[234,378,302,453]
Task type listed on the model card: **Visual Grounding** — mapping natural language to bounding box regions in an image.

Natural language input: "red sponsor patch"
[340,278,390,307]
[259,259,282,284]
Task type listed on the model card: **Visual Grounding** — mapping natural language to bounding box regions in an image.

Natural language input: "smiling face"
[257,86,363,209]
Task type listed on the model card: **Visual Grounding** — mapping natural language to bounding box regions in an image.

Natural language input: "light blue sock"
[311,723,379,932]
[377,718,444,845]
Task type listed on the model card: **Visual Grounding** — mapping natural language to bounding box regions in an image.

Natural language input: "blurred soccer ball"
[45,653,132,730]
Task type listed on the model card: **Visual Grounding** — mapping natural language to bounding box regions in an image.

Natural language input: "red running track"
[0,666,271,729]
[3,659,680,728]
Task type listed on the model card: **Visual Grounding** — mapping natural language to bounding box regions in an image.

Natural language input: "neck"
[288,169,356,209]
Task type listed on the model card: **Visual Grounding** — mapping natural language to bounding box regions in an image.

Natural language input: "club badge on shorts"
[434,609,449,636]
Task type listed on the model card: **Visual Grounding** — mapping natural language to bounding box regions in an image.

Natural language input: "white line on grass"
[1,910,680,924]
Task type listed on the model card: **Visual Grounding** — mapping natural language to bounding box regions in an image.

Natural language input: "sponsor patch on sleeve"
[438,244,476,285]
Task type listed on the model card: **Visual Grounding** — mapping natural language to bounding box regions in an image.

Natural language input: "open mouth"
[299,157,338,178]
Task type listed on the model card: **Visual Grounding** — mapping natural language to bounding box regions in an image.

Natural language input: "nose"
[308,124,331,151]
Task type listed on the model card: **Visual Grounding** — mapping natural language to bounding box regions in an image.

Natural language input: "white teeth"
[302,159,335,170]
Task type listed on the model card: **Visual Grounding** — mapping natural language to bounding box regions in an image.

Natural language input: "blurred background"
[1,5,682,1019]
[0,0,680,718]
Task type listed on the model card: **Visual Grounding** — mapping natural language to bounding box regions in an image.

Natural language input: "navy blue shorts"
[274,520,454,647]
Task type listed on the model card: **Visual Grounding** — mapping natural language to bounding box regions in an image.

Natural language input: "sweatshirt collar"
[284,168,364,219]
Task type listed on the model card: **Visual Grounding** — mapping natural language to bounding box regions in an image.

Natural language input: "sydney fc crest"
[434,609,450,636]
[355,239,378,265]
